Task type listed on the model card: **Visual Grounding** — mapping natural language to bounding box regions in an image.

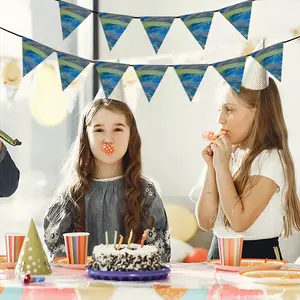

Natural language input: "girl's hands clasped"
[210,133,232,172]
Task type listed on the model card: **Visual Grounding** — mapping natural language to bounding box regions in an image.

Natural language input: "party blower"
[0,130,22,146]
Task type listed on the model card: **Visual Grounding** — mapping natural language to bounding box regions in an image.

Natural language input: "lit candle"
[105,231,108,245]
[113,231,118,248]
[127,229,133,247]
[141,231,147,248]
[117,235,124,250]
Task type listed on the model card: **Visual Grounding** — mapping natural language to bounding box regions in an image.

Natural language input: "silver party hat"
[242,39,269,90]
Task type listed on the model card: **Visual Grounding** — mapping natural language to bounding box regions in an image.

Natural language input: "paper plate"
[239,269,300,285]
[52,256,92,270]
[207,259,287,272]
[0,255,16,269]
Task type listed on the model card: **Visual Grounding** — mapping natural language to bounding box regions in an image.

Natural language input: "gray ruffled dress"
[44,176,171,262]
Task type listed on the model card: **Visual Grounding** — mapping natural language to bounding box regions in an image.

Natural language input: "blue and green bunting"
[57,52,90,90]
[214,56,246,94]
[22,37,54,77]
[134,65,168,101]
[220,1,252,39]
[59,1,91,40]
[95,61,129,98]
[251,43,283,81]
[55,1,254,49]
[180,12,214,49]
[174,64,209,101]
[140,17,174,53]
[99,13,133,50]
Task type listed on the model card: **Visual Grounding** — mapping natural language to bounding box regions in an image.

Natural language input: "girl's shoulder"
[252,149,282,166]
[250,149,285,189]
[141,176,162,193]
[141,176,158,195]
[141,176,163,204]
[141,177,166,215]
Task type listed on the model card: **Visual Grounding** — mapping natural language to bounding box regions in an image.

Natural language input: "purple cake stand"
[86,265,171,281]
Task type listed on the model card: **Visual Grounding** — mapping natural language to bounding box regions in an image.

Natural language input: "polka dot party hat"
[14,219,52,276]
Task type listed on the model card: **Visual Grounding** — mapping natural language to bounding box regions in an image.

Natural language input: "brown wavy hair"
[220,78,300,237]
[57,98,150,242]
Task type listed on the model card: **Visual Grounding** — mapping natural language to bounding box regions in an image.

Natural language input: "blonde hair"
[220,78,300,237]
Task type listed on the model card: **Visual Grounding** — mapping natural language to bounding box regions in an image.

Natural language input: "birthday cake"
[90,243,163,271]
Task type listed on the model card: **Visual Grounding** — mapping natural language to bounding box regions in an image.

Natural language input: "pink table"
[0,263,298,299]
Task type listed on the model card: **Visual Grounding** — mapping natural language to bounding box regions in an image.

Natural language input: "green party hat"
[15,219,52,276]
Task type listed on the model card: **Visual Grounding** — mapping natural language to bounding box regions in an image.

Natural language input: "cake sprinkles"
[90,243,163,272]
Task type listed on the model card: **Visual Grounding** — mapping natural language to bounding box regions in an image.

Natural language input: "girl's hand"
[210,133,232,172]
[201,143,214,167]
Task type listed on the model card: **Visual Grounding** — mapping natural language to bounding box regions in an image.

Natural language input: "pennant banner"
[251,43,283,81]
[57,52,90,90]
[59,1,91,40]
[220,0,252,39]
[99,13,133,50]
[180,12,214,49]
[214,56,246,94]
[2,24,288,103]
[57,0,254,50]
[134,65,168,101]
[140,17,174,53]
[95,61,129,98]
[22,38,54,77]
[174,64,209,101]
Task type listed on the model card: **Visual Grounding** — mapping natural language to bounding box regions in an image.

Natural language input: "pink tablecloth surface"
[0,263,298,299]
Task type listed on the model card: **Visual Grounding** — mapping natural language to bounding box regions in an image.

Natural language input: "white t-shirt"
[213,149,286,240]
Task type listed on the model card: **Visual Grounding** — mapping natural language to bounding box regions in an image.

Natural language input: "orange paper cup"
[63,232,89,264]
[5,233,25,263]
[217,235,244,266]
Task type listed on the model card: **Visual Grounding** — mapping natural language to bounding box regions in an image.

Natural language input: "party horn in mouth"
[0,130,22,146]
[202,129,227,142]
[103,143,115,155]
